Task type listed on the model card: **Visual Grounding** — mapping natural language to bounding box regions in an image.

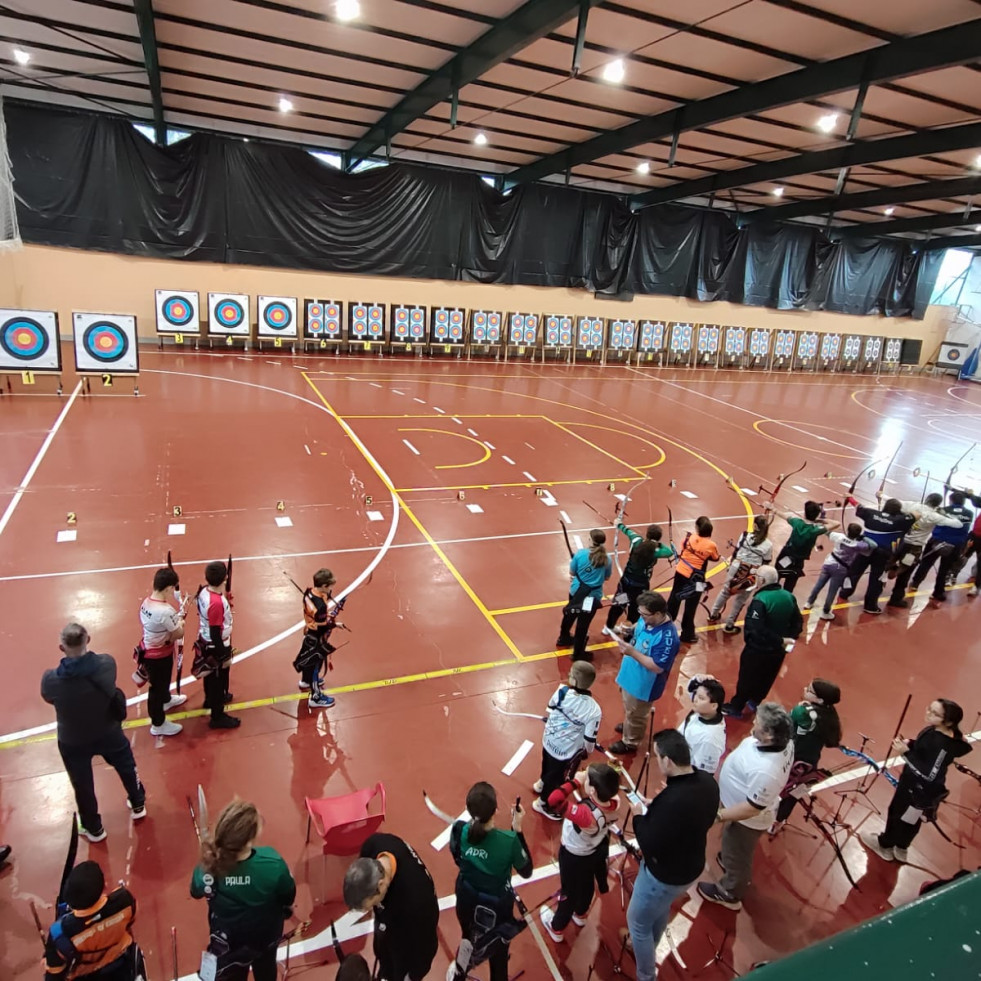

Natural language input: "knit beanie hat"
[810,679,841,706]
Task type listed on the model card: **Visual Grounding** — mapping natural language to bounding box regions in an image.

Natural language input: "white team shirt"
[679,711,727,775]
[140,596,180,658]
[718,736,794,830]
[542,685,602,760]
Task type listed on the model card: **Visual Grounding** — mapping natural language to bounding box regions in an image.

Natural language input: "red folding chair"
[304,782,386,856]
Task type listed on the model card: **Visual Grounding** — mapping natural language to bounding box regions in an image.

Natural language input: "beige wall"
[0,244,948,363]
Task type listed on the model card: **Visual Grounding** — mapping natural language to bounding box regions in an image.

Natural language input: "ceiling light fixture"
[975,224,981,232]
[636,161,650,175]
[335,0,360,21]
[474,132,488,146]
[12,48,30,66]
[278,96,293,112]
[817,112,839,133]
[772,186,784,197]
[602,59,625,84]
[975,154,981,170]
[884,207,895,216]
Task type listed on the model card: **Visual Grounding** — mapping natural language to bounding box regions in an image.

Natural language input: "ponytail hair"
[200,799,260,878]
[588,529,608,569]
[937,698,965,741]
[814,704,842,748]
[465,781,497,845]
[750,515,768,546]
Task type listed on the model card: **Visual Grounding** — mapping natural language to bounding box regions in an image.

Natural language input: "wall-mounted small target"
[155,290,200,335]
[797,332,818,359]
[748,329,770,358]
[697,325,720,354]
[724,327,746,356]
[843,335,861,360]
[609,320,636,350]
[863,337,881,361]
[306,301,325,335]
[821,333,841,360]
[639,321,665,351]
[208,293,250,335]
[72,312,139,374]
[670,323,693,353]
[471,311,501,344]
[367,304,384,338]
[409,307,425,339]
[577,317,604,349]
[0,309,61,371]
[774,331,795,359]
[393,306,411,340]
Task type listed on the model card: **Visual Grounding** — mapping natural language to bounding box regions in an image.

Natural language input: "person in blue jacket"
[557,529,612,661]
[910,489,974,602]
[606,592,681,755]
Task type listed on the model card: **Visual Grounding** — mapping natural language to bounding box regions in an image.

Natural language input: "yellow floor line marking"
[395,476,635,493]
[545,417,650,480]
[303,373,525,662]
[396,428,492,469]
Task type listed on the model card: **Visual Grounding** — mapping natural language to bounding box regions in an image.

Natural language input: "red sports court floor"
[1,348,979,980]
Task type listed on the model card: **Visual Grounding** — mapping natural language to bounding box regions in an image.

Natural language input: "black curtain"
[7,102,940,318]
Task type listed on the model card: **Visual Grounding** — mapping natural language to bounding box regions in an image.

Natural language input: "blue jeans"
[626,864,692,981]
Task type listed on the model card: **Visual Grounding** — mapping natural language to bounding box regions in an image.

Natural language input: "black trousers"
[666,572,700,640]
[539,747,572,805]
[605,577,645,629]
[218,945,277,981]
[775,549,805,594]
[456,896,512,981]
[59,728,145,833]
[878,769,937,850]
[559,601,600,660]
[203,665,232,719]
[552,846,600,930]
[888,543,923,604]
[862,546,893,611]
[729,645,785,711]
[145,653,174,727]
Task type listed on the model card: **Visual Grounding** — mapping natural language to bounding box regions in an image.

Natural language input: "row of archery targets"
[0,289,922,391]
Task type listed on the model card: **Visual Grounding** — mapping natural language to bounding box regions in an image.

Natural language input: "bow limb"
[876,442,903,505]
[422,790,456,825]
[770,460,807,502]
[559,519,574,559]
[613,475,649,578]
[945,442,976,493]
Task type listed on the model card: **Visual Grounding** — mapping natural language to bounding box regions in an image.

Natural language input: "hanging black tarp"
[6,102,940,318]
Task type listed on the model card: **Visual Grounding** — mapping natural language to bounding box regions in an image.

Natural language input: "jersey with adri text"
[198,589,232,643]
[140,596,180,657]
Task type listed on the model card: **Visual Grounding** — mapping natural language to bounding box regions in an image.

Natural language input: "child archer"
[293,568,345,709]
[192,560,240,729]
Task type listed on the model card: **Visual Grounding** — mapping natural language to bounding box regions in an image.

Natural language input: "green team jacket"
[744,584,803,654]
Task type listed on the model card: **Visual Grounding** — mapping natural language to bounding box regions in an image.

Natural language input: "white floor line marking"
[525,443,535,450]
[369,382,382,388]
[467,428,479,436]
[484,441,496,450]
[792,485,808,493]
[0,367,400,744]
[0,514,761,584]
[275,516,293,528]
[414,397,426,404]
[452,417,462,424]
[56,530,77,543]
[392,389,405,395]
[523,471,537,481]
[680,490,698,499]
[366,510,384,522]
[0,380,82,540]
[303,444,311,455]
[501,739,535,775]
[168,523,186,536]
[503,455,515,465]
[433,406,445,414]
[431,809,470,851]
[402,439,420,455]
[560,511,571,523]
[572,534,583,549]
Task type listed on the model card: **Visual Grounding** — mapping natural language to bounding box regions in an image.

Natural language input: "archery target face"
[797,332,818,359]
[774,331,794,358]
[725,327,745,356]
[749,329,770,357]
[155,290,200,334]
[577,318,604,348]
[471,311,501,343]
[609,320,635,350]
[821,333,841,360]
[639,321,664,351]
[0,309,61,371]
[208,293,250,335]
[257,296,297,338]
[72,313,139,373]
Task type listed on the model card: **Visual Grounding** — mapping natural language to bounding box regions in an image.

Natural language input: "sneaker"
[931,593,947,603]
[819,610,835,621]
[0,844,10,868]
[859,831,894,862]
[893,847,909,863]
[722,624,741,635]
[149,720,182,737]
[802,603,812,611]
[614,723,624,734]
[308,693,335,709]
[606,740,638,755]
[131,670,148,688]
[163,693,187,711]
[130,803,148,820]
[721,703,745,717]
[572,912,588,927]
[78,823,107,843]
[696,881,741,911]
[531,798,562,821]
[532,779,544,793]
[555,635,574,648]
[209,714,241,730]
[540,906,564,942]
[887,599,909,609]
[863,606,882,616]
[969,585,979,598]
[706,612,721,624]
[298,680,311,690]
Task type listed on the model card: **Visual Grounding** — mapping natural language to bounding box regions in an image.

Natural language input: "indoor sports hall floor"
[1,347,979,980]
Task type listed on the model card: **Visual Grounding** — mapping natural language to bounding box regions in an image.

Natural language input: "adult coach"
[41,624,146,842]
[343,832,439,981]
[698,703,794,910]
[626,730,719,981]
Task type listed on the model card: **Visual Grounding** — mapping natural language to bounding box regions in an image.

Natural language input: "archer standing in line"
[769,501,838,594]
[666,516,720,644]
[803,523,873,621]
[557,529,612,661]
[138,567,188,737]
[605,522,673,633]
[707,515,772,634]
[886,493,961,608]
[910,490,974,602]
[193,561,240,729]
[837,497,914,614]
[292,568,340,709]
